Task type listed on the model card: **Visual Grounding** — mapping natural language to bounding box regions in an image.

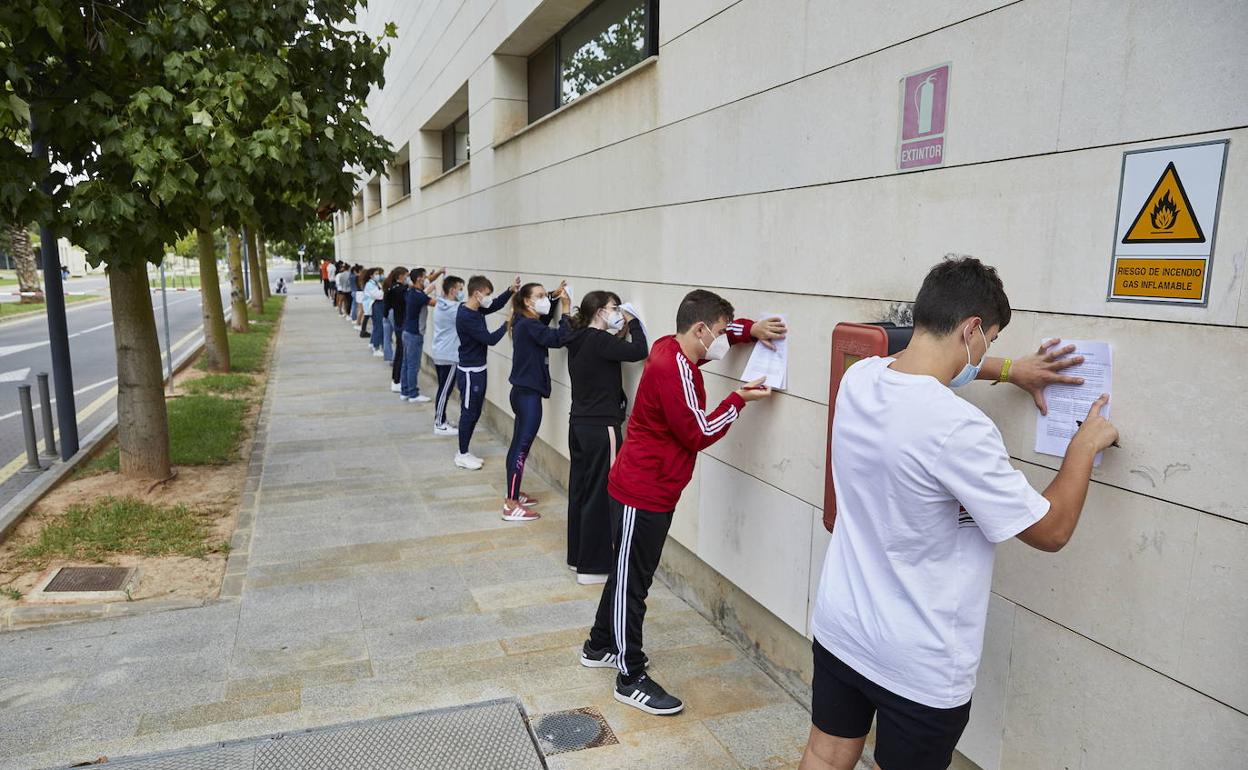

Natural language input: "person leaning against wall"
[578,290,787,716]
[563,290,649,585]
[800,256,1119,770]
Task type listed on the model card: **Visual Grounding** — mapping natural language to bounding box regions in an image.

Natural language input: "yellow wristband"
[998,357,1013,383]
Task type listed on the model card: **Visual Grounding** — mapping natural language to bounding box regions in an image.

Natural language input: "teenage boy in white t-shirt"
[801,256,1119,770]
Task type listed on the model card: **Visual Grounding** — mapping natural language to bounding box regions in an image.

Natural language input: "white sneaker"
[372,349,384,358]
[433,424,459,437]
[390,383,401,393]
[410,395,432,403]
[352,324,361,330]
[454,452,484,470]
[577,573,609,585]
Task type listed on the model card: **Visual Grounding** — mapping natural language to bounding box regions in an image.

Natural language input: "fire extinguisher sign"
[1107,140,1228,306]
[897,63,951,171]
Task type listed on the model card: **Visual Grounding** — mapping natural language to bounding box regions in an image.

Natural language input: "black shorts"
[811,640,971,770]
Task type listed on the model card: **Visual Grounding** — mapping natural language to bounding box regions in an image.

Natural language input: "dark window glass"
[399,162,411,197]
[528,42,558,122]
[526,0,657,124]
[441,112,470,172]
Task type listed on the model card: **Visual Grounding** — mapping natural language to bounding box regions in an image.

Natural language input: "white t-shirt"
[811,356,1049,709]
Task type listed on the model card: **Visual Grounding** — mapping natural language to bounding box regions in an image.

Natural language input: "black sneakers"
[580,641,647,670]
[614,673,684,715]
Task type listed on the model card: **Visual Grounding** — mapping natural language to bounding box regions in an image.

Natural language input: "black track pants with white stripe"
[588,495,674,679]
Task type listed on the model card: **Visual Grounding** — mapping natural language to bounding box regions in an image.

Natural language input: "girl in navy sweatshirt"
[501,281,571,522]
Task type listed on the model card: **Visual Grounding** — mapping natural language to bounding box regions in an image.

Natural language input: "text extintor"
[1108,141,1228,306]
[897,63,950,171]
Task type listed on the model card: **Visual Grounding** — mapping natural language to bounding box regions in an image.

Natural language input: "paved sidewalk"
[0,282,812,770]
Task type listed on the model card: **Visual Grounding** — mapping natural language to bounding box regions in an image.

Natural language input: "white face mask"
[604,309,625,331]
[698,325,730,360]
[532,296,552,315]
[478,292,491,305]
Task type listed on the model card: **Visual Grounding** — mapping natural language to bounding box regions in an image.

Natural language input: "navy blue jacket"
[509,307,570,398]
[456,289,513,367]
[403,286,432,335]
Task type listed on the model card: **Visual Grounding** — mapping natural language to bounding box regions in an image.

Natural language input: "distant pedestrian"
[363,267,385,347]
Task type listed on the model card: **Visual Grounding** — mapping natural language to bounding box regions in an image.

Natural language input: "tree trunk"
[226,228,249,333]
[257,233,271,301]
[6,223,43,304]
[244,226,264,314]
[196,213,230,372]
[109,260,172,480]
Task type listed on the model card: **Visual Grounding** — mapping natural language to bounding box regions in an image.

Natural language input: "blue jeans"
[400,331,423,398]
[506,387,543,500]
[370,302,384,349]
[382,311,395,362]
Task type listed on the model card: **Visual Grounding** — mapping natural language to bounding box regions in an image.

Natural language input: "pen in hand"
[1075,420,1121,448]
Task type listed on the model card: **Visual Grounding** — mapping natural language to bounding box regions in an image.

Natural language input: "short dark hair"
[675,289,734,333]
[912,255,1012,335]
[410,266,427,282]
[466,275,493,296]
[442,274,464,294]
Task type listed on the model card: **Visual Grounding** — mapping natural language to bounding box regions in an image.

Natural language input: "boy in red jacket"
[579,289,786,715]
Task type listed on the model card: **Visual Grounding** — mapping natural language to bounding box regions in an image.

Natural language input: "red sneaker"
[502,502,541,522]
[518,492,541,506]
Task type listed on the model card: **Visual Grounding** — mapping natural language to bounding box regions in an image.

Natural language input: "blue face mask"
[949,325,989,388]
[456,289,466,302]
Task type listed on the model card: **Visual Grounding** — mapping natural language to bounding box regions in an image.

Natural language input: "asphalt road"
[0,265,292,508]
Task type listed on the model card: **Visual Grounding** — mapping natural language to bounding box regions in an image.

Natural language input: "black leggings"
[434,364,458,427]
[391,333,404,384]
[567,422,621,574]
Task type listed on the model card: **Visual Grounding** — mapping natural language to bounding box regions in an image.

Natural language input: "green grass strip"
[21,496,226,562]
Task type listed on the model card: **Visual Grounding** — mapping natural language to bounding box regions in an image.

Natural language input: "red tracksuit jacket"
[608,318,756,512]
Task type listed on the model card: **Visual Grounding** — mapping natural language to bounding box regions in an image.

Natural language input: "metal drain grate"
[73,699,547,770]
[531,707,618,756]
[44,566,131,592]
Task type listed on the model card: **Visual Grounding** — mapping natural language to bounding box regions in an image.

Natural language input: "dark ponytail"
[507,282,542,337]
[570,290,622,331]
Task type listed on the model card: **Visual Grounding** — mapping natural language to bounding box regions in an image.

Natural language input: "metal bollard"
[36,372,57,457]
[18,385,43,473]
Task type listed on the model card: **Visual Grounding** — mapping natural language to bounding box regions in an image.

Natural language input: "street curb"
[0,334,207,542]
[0,295,109,325]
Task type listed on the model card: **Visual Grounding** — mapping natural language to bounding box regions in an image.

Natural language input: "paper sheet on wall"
[562,283,574,312]
[619,302,648,341]
[1034,340,1112,467]
[740,313,788,389]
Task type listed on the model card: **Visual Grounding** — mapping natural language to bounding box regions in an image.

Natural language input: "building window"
[398,161,412,197]
[528,0,658,123]
[441,112,470,172]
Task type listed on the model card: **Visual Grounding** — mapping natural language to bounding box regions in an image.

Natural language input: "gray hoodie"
[431,295,461,365]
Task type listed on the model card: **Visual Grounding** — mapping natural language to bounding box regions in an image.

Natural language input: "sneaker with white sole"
[576,572,609,585]
[614,673,683,716]
[372,349,384,357]
[501,502,540,522]
[410,394,431,403]
[517,492,540,506]
[454,452,483,470]
[433,424,459,437]
[390,383,401,393]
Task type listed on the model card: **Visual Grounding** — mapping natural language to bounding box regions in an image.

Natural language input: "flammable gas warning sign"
[1108,140,1228,305]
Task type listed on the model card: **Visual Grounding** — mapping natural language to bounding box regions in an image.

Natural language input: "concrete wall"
[336,1,1248,766]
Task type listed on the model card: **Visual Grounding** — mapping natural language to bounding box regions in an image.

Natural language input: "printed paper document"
[741,313,788,389]
[1034,340,1112,467]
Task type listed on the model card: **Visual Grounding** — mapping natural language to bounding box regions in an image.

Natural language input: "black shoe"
[580,640,647,670]
[614,673,683,715]
[580,641,619,669]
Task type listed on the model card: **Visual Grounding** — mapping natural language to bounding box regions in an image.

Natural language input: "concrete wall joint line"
[1010,604,1248,718]
[356,125,1248,259]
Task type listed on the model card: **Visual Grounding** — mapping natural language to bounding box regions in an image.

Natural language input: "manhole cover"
[44,566,131,592]
[532,707,617,756]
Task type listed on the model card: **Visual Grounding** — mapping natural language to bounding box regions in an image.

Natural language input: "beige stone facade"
[336,2,1248,766]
